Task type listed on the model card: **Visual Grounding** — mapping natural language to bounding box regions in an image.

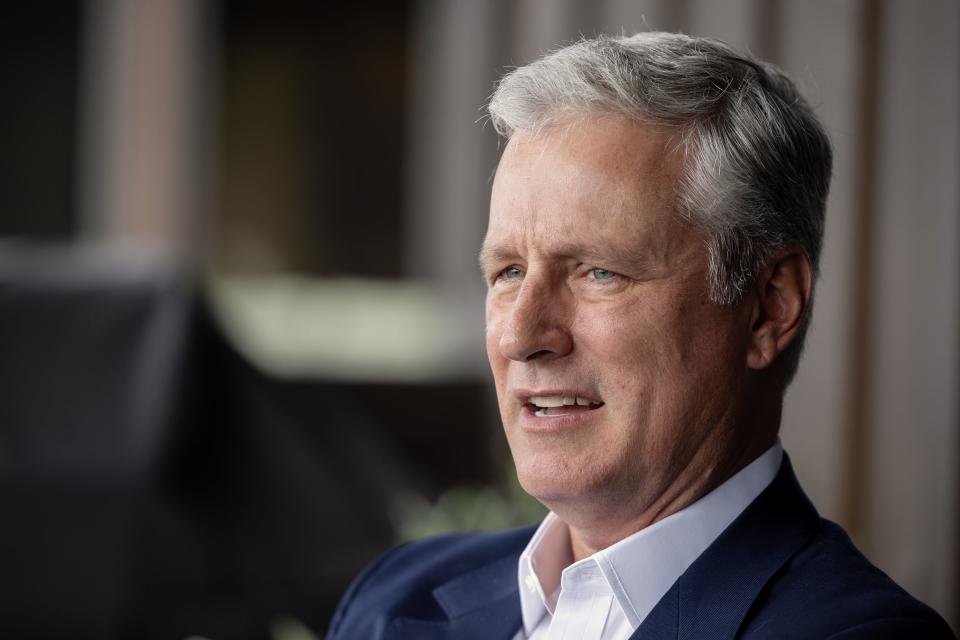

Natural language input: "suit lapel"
[633,581,680,639]
[381,457,819,640]
[631,455,821,640]
[384,553,523,640]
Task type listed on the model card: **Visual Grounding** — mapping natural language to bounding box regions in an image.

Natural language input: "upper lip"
[514,389,604,406]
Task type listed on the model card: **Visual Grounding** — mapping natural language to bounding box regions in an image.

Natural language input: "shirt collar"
[517,441,783,635]
[517,511,567,630]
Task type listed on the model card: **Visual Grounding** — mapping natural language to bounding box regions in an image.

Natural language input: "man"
[329,32,954,639]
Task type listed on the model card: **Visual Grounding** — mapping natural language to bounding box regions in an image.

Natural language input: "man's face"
[482,118,754,521]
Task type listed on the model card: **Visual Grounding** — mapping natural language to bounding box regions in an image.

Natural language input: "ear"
[746,249,814,370]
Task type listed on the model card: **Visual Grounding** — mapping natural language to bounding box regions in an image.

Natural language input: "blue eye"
[502,266,524,280]
[590,268,616,280]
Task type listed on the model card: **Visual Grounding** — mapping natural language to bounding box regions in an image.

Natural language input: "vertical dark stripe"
[660,0,691,35]
[752,0,783,64]
[844,0,884,545]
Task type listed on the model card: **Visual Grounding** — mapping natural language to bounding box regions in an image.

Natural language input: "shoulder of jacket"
[327,524,537,638]
[740,519,954,638]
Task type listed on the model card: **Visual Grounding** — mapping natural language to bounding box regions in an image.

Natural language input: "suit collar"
[432,554,520,619]
[385,539,527,640]
[382,455,819,640]
[633,454,821,639]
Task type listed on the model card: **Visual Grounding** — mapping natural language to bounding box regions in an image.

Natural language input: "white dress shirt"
[514,442,783,640]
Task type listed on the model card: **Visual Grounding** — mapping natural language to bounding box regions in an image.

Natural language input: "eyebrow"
[478,240,663,274]
[477,243,515,271]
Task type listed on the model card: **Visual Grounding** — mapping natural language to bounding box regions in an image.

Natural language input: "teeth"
[530,396,565,407]
[530,395,601,408]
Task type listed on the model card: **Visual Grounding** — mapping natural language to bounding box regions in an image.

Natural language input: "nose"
[498,277,573,362]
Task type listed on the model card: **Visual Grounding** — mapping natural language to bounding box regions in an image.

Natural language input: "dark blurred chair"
[0,248,460,638]
[0,249,189,637]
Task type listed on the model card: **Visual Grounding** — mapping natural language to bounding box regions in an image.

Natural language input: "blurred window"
[217,0,410,277]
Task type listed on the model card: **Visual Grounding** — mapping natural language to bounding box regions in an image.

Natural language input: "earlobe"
[746,250,813,370]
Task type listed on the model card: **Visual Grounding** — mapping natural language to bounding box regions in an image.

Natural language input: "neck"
[563,413,780,562]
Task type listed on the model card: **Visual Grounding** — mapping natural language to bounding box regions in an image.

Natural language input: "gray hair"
[487,32,832,381]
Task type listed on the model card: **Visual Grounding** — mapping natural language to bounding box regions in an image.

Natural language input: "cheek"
[484,302,509,386]
[484,293,498,341]
[664,314,749,398]
[484,310,501,359]
[572,301,659,367]
[570,292,733,394]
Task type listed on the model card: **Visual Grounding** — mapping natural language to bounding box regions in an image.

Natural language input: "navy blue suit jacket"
[329,457,954,639]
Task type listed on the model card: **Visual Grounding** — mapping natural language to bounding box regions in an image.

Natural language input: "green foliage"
[268,617,318,640]
[393,470,547,542]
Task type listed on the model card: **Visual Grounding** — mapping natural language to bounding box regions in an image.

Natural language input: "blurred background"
[1,0,956,637]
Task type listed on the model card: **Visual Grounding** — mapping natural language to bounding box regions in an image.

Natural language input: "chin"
[513,452,605,506]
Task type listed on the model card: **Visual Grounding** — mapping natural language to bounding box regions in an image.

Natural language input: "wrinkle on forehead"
[485,117,695,271]
[500,116,683,187]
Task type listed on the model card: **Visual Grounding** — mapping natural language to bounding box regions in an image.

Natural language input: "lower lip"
[519,404,604,433]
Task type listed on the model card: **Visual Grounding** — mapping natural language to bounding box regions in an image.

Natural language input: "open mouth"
[526,395,604,417]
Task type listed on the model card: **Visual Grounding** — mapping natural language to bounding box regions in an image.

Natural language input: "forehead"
[484,117,688,260]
